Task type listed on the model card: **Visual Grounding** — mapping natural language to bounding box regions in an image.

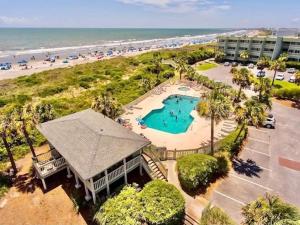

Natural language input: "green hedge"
[94,180,185,225]
[140,180,185,225]
[286,61,300,70]
[273,88,300,101]
[217,126,248,156]
[177,154,219,191]
[200,205,236,225]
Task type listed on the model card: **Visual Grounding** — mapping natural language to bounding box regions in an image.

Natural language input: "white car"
[224,62,230,66]
[287,68,296,74]
[275,74,285,80]
[263,114,276,129]
[289,75,296,83]
[248,63,254,69]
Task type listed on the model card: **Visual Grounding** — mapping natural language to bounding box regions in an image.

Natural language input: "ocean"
[0,28,244,61]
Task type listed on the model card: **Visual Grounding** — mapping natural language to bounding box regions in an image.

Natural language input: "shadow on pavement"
[232,157,263,178]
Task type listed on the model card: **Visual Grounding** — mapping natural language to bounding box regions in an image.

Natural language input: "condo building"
[217,36,300,62]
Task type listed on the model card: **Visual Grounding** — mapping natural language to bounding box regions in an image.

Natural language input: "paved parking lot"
[203,65,300,222]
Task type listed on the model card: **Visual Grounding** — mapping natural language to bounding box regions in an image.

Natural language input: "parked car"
[0,63,12,70]
[275,74,285,80]
[263,114,276,129]
[248,63,254,69]
[67,55,78,60]
[224,62,230,66]
[231,62,238,67]
[287,68,296,74]
[289,75,296,83]
[256,70,266,77]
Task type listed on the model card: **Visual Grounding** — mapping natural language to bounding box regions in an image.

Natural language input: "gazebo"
[33,109,151,203]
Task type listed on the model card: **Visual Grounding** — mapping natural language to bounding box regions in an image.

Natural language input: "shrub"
[214,151,231,176]
[177,154,219,191]
[200,204,236,225]
[273,88,300,101]
[217,126,247,156]
[242,194,300,225]
[286,61,300,70]
[162,70,175,79]
[0,174,11,198]
[140,180,185,225]
[94,186,143,225]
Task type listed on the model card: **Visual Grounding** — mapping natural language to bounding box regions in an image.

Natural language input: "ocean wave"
[0,30,246,58]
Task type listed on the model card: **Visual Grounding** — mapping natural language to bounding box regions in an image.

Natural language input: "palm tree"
[295,71,300,86]
[186,66,197,81]
[231,68,253,102]
[270,54,288,86]
[215,50,226,63]
[235,98,266,130]
[91,92,122,119]
[198,87,232,155]
[152,52,162,80]
[175,58,187,80]
[13,102,55,158]
[253,77,272,105]
[240,50,250,65]
[257,55,271,72]
[0,113,17,174]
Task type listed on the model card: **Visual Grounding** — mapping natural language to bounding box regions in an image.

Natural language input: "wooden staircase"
[183,213,200,225]
[142,154,167,181]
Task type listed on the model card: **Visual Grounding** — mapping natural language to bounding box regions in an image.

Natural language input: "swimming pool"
[142,95,200,134]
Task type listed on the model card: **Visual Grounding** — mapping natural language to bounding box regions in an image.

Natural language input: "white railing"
[126,156,140,170]
[108,165,124,182]
[36,157,66,177]
[92,156,141,192]
[93,177,106,191]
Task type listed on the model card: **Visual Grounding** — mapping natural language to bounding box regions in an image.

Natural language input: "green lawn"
[273,80,300,90]
[196,62,218,71]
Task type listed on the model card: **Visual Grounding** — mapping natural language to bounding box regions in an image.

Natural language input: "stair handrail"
[143,147,168,180]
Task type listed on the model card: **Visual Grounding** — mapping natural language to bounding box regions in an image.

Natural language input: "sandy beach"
[0,29,259,81]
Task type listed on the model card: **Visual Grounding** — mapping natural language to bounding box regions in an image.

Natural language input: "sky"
[0,0,299,28]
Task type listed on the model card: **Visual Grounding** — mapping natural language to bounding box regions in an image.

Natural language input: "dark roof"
[37,109,150,180]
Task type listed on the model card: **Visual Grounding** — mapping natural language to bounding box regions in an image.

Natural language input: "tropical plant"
[200,204,236,225]
[257,55,271,71]
[186,66,197,81]
[242,193,300,225]
[12,102,55,158]
[270,54,288,86]
[231,68,253,102]
[91,92,123,119]
[253,77,272,107]
[197,87,232,154]
[215,50,226,63]
[175,57,187,80]
[240,50,250,64]
[0,113,17,174]
[152,52,162,80]
[295,71,300,86]
[234,98,266,130]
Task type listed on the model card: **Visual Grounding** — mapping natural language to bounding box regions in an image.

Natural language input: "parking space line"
[229,173,273,192]
[244,147,270,157]
[214,190,246,206]
[248,128,269,134]
[248,137,270,145]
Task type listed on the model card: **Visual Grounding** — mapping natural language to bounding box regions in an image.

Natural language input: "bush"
[273,88,300,101]
[200,204,236,225]
[286,61,300,70]
[214,151,231,176]
[94,181,185,225]
[217,126,248,156]
[177,154,219,191]
[162,70,175,79]
[94,186,143,225]
[140,180,185,225]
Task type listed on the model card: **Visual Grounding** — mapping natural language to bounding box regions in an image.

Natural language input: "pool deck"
[122,83,227,150]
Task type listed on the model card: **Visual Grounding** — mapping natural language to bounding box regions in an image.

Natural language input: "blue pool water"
[142,95,200,134]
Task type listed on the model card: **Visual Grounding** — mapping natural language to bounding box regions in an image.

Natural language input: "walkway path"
[165,160,206,222]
